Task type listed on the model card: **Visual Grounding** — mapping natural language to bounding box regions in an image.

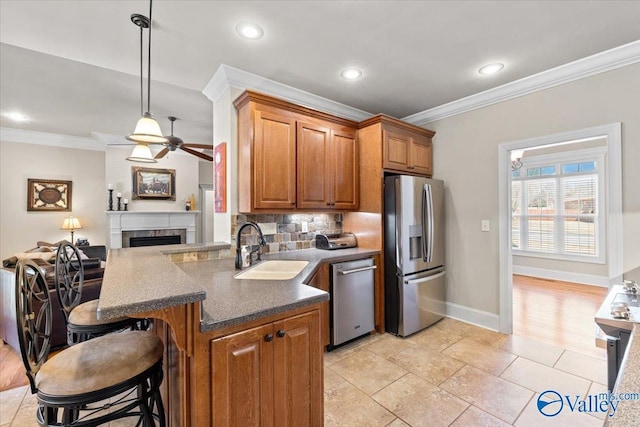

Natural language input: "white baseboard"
[445,302,500,332]
[513,265,609,287]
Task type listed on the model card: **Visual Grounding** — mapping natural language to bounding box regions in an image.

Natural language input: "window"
[511,148,605,263]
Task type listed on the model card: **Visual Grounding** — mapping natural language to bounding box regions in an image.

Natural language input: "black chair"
[15,258,166,426]
[54,242,145,344]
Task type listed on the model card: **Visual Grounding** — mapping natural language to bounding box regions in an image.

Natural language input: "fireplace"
[106,211,198,249]
[122,229,186,248]
[129,235,182,248]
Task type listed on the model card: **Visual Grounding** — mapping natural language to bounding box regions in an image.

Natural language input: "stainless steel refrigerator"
[384,175,446,337]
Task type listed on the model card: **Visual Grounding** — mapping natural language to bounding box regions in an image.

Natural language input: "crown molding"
[403,40,640,126]
[0,127,104,151]
[202,64,373,122]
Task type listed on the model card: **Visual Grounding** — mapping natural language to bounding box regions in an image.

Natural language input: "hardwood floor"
[0,341,27,392]
[513,274,608,359]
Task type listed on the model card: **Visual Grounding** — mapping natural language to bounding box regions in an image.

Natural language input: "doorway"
[498,123,623,335]
[200,184,214,243]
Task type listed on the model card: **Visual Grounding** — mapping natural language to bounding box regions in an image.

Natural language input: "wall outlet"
[481,220,490,232]
[301,222,308,232]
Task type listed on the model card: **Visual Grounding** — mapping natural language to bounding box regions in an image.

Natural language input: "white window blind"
[511,149,605,263]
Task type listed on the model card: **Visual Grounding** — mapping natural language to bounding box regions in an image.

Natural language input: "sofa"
[0,245,107,351]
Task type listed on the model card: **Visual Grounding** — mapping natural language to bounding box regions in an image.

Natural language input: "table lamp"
[61,216,82,243]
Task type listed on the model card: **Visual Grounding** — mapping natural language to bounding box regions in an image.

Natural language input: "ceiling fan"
[154,116,213,161]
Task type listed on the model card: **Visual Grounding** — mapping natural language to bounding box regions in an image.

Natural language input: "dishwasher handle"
[338,265,377,275]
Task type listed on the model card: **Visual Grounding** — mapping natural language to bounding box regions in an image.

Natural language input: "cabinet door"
[382,128,411,171]
[383,127,432,176]
[273,311,323,427]
[331,127,359,210]
[409,134,433,176]
[297,121,332,209]
[212,324,275,427]
[254,110,297,209]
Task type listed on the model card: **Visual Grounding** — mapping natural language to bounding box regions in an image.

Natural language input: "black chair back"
[54,241,84,323]
[15,259,52,394]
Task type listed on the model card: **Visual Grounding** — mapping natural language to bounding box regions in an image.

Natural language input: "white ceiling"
[1,1,640,145]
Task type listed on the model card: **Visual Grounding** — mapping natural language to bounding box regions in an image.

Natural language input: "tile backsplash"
[232,213,343,253]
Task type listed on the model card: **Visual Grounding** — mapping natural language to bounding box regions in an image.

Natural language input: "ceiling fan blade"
[155,147,170,159]
[183,143,214,150]
[180,146,213,161]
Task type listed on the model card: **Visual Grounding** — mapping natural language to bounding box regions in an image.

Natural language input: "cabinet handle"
[264,334,274,342]
[291,201,296,205]
[326,202,331,206]
[276,329,286,338]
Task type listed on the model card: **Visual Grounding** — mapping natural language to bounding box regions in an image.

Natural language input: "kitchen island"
[595,284,640,425]
[98,243,379,426]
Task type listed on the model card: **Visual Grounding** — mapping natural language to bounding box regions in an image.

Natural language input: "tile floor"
[0,318,607,426]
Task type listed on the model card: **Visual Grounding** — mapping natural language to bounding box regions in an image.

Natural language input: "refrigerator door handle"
[404,270,446,285]
[422,184,434,263]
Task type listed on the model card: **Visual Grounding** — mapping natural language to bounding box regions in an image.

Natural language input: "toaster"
[315,232,358,250]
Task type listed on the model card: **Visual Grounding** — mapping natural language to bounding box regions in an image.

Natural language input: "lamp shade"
[61,216,82,231]
[126,112,167,144]
[126,143,158,163]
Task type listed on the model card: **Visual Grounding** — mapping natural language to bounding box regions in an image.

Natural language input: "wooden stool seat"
[67,299,130,326]
[36,331,163,397]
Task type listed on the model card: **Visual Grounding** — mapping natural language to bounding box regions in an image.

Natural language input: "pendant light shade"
[126,143,157,163]
[127,112,166,144]
[127,0,166,149]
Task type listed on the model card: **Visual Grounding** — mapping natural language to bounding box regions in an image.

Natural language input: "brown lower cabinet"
[212,311,322,426]
[149,303,324,426]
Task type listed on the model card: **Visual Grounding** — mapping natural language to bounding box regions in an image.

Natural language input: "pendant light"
[126,0,166,153]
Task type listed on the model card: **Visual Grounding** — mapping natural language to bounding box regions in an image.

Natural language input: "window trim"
[511,146,606,264]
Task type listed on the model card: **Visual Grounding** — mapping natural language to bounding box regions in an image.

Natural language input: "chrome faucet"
[235,221,267,270]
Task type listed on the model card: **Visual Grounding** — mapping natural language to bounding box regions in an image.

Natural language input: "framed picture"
[132,167,176,200]
[27,179,72,211]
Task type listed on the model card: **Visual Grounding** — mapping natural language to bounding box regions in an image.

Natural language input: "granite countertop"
[605,323,640,426]
[97,242,231,319]
[596,285,640,425]
[98,243,379,332]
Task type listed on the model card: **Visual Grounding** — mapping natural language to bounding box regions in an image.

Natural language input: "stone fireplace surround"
[106,211,198,249]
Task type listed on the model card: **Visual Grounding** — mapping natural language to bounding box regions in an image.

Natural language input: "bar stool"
[15,258,166,426]
[54,242,146,344]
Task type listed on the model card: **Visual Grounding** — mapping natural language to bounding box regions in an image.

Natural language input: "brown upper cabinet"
[235,91,359,212]
[361,114,435,177]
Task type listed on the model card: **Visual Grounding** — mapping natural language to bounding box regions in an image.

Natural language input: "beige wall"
[105,146,200,213]
[0,142,208,259]
[0,142,106,259]
[199,161,213,186]
[428,64,640,315]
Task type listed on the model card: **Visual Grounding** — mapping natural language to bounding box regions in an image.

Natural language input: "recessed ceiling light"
[2,111,30,122]
[478,63,505,75]
[340,68,363,80]
[236,22,264,40]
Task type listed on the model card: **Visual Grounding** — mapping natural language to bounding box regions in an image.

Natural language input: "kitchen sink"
[234,260,309,281]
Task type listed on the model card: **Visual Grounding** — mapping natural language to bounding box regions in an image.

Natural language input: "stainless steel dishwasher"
[331,258,376,347]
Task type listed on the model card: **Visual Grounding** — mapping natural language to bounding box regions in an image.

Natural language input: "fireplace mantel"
[106,211,200,249]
